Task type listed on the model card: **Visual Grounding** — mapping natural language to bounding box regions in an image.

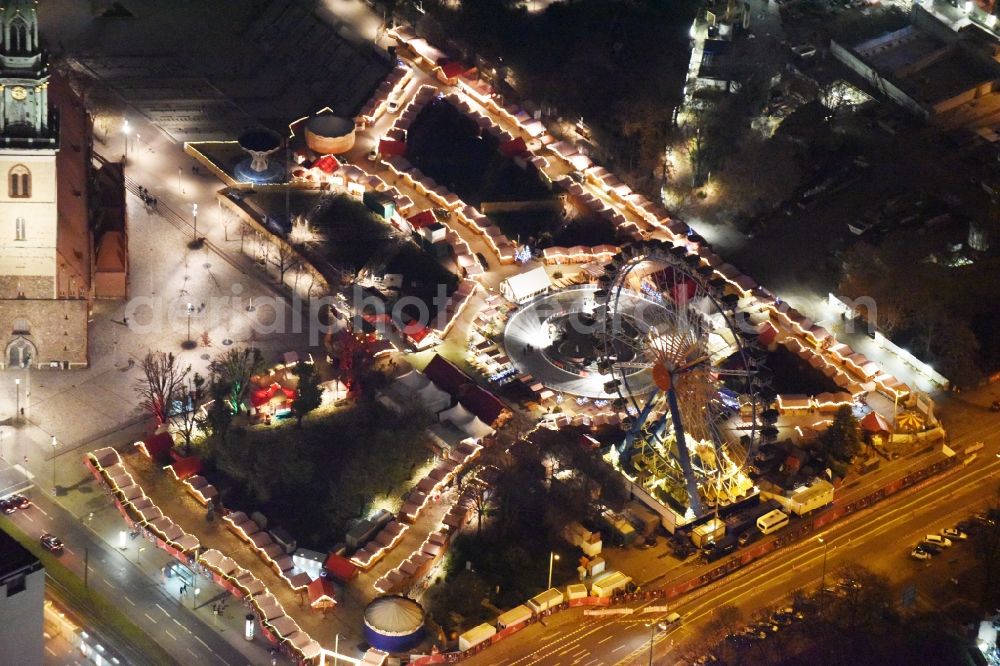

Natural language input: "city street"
[2,487,290,665]
[464,395,1000,665]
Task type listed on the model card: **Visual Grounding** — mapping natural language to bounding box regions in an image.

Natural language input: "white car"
[910,548,932,561]
[792,44,817,59]
[941,528,967,541]
[924,534,952,548]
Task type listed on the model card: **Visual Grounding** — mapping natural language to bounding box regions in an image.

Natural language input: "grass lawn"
[406,99,619,248]
[204,395,434,549]
[406,98,550,207]
[487,208,620,248]
[762,346,839,395]
[312,195,458,316]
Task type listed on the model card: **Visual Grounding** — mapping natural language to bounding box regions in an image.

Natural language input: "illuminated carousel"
[594,242,767,524]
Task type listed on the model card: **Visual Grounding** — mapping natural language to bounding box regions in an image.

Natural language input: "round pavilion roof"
[363,596,425,636]
[237,128,282,153]
[305,114,354,138]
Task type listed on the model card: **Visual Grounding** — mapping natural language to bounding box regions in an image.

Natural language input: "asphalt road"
[4,489,268,666]
[466,400,1000,666]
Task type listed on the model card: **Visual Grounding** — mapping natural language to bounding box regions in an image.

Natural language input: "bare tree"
[461,475,493,537]
[270,239,296,283]
[173,372,206,455]
[209,347,265,413]
[135,351,191,425]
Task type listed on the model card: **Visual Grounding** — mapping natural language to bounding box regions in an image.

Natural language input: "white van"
[757,509,790,535]
[659,612,682,629]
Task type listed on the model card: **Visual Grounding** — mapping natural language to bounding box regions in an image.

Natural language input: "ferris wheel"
[595,241,769,518]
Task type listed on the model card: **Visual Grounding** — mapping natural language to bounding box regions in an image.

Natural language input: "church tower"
[0,0,90,369]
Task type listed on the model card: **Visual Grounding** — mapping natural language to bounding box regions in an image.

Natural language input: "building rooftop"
[852,23,1000,106]
[855,26,943,74]
[896,49,998,104]
[0,530,42,583]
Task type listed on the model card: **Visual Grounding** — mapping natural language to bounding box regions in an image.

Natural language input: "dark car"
[0,498,15,515]
[9,494,30,510]
[917,542,942,555]
[40,533,63,554]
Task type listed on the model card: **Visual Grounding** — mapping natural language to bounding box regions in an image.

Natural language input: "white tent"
[394,371,451,413]
[415,381,451,414]
[440,402,475,428]
[397,370,429,391]
[500,266,551,303]
[456,415,494,440]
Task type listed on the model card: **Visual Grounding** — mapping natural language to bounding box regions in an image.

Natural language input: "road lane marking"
[188,648,199,658]
[13,464,34,480]
[63,547,74,556]
[173,618,183,628]
[101,578,113,588]
[503,452,1000,666]
[633,458,1000,655]
[34,505,48,517]
[165,629,176,641]
[607,458,1000,664]
[155,603,169,617]
[612,643,628,652]
[124,595,135,606]
[513,621,607,665]
[23,513,33,522]
[194,636,210,649]
[45,646,56,656]
[144,613,156,623]
[597,635,614,644]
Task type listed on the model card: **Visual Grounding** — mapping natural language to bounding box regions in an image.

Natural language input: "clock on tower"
[1,0,49,138]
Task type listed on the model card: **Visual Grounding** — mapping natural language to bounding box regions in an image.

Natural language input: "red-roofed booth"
[323,553,359,583]
[136,432,174,463]
[308,577,338,613]
[379,139,407,157]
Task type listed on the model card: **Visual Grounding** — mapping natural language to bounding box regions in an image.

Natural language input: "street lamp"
[184,303,195,349]
[177,167,183,193]
[647,622,657,666]
[192,203,199,243]
[818,536,830,615]
[51,436,57,493]
[547,551,560,589]
[122,119,131,156]
[14,378,20,422]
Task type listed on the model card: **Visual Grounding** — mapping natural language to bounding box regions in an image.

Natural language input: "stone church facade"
[0,0,91,369]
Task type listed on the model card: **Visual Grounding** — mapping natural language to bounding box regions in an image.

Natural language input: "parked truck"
[704,533,739,562]
[590,571,633,598]
[785,479,834,516]
[459,623,496,651]
[724,499,780,537]
[691,518,725,548]
[762,478,834,517]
